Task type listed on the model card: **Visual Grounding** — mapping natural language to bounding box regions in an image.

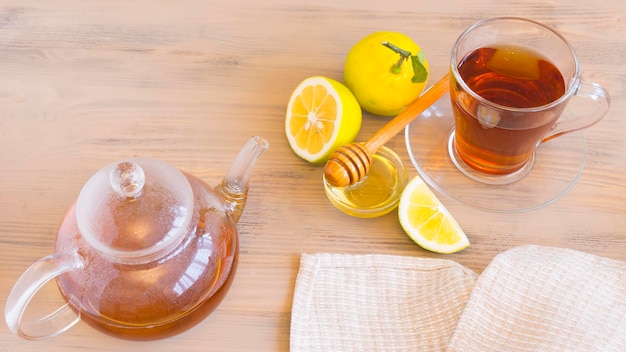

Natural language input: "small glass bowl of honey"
[323,146,409,218]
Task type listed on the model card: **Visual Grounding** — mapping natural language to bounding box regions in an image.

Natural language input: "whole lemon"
[344,31,429,116]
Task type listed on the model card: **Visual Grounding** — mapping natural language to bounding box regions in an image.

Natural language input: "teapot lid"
[75,158,194,264]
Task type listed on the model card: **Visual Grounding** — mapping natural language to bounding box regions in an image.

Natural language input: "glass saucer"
[404,93,586,212]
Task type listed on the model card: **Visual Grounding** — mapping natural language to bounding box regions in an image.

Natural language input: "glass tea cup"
[448,17,610,184]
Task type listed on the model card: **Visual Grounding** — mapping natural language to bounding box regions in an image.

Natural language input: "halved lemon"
[398,176,469,254]
[285,76,362,164]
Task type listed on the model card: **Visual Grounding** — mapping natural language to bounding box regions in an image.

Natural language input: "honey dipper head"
[323,143,372,187]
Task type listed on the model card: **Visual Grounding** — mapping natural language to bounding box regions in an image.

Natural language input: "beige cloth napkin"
[446,245,626,351]
[290,253,478,351]
[290,246,626,352]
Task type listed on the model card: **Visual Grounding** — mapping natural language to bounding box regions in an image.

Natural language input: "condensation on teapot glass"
[75,157,195,265]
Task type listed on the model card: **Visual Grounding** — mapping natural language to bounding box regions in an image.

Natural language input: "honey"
[324,146,408,218]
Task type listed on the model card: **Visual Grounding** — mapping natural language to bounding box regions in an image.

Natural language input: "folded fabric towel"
[446,245,626,351]
[290,246,626,352]
[290,253,478,352]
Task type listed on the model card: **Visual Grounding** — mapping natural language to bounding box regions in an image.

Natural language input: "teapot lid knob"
[75,158,194,264]
[109,161,146,199]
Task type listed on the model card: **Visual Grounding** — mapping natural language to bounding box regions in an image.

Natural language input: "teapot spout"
[215,136,269,222]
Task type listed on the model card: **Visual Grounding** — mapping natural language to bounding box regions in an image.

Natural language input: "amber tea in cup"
[454,45,566,173]
[449,17,610,184]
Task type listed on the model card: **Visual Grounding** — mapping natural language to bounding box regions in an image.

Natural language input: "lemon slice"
[487,45,541,80]
[398,176,469,254]
[285,76,362,164]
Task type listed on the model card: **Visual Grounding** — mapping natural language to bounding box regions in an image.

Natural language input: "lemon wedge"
[285,76,362,164]
[398,176,469,254]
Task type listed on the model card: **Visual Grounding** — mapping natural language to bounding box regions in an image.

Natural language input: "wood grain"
[1,0,625,351]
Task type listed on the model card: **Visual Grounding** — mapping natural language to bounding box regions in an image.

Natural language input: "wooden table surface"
[1,0,624,351]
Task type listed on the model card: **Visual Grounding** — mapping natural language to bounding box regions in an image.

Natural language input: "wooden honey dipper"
[324,73,450,187]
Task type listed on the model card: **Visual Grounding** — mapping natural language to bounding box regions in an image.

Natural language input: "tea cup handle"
[5,249,84,340]
[541,81,610,143]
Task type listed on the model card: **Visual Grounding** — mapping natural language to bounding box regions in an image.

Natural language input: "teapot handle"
[5,248,84,340]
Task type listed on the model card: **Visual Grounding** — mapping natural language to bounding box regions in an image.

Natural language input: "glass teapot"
[5,136,269,340]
